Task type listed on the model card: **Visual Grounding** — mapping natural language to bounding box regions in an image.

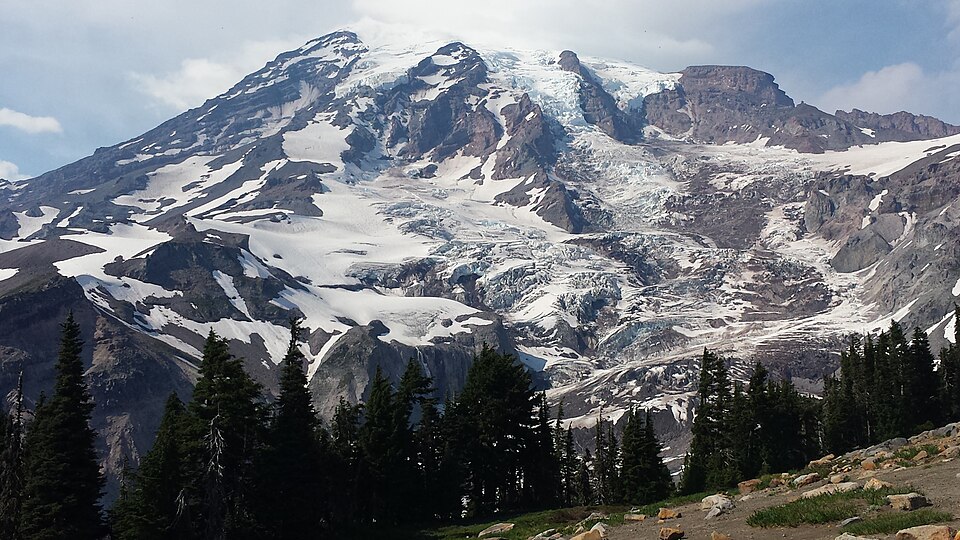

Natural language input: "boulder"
[801,482,860,498]
[913,450,929,461]
[939,446,960,459]
[809,453,836,467]
[570,531,602,540]
[700,494,734,511]
[837,534,880,540]
[658,508,681,520]
[527,529,558,540]
[623,513,646,522]
[711,533,733,540]
[887,493,930,511]
[480,523,516,536]
[738,478,761,494]
[862,458,877,471]
[659,527,685,540]
[864,478,893,490]
[793,472,821,486]
[584,511,608,521]
[768,477,786,488]
[704,506,723,519]
[895,525,956,540]
[831,473,849,484]
[590,522,608,539]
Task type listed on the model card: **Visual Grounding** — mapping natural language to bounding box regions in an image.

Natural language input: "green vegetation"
[747,487,916,528]
[842,509,956,535]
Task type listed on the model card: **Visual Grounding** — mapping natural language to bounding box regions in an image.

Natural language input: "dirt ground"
[608,459,960,540]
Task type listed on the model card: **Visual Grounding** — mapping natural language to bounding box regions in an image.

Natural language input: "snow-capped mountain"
[2,29,960,486]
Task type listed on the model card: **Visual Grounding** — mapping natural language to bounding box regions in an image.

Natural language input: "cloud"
[129,38,306,111]
[817,63,960,121]
[0,108,63,134]
[0,160,29,181]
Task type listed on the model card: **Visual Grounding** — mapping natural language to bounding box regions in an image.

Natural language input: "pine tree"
[523,393,560,508]
[905,327,938,429]
[110,393,191,540]
[394,358,434,522]
[574,449,594,506]
[329,397,363,525]
[0,370,25,540]
[186,330,265,538]
[20,313,105,540]
[940,309,960,422]
[640,410,673,502]
[360,366,402,524]
[258,319,323,538]
[727,382,755,481]
[680,349,731,494]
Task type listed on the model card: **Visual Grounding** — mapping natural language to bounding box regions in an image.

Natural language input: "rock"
[570,531,602,540]
[704,506,723,519]
[768,477,786,488]
[887,438,909,450]
[584,511,608,521]
[831,473,849,484]
[837,534,880,540]
[914,450,929,461]
[895,525,957,540]
[939,446,960,459]
[864,478,893,490]
[700,494,734,511]
[738,478,761,494]
[793,472,821,486]
[590,522,608,538]
[623,513,646,522]
[480,523,516,536]
[887,493,930,511]
[711,533,732,540]
[527,529,557,540]
[862,458,877,471]
[658,508,681,520]
[659,527,685,540]
[840,516,863,527]
[801,481,860,498]
[809,453,836,467]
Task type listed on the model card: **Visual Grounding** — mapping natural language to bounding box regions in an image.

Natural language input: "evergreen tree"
[444,345,539,516]
[20,314,105,540]
[110,394,191,540]
[640,410,673,502]
[258,320,324,538]
[574,449,594,506]
[1,371,25,540]
[727,382,756,481]
[523,393,560,507]
[680,349,731,494]
[360,366,402,525]
[394,358,435,523]
[940,308,960,422]
[905,327,938,429]
[185,330,265,538]
[329,397,363,525]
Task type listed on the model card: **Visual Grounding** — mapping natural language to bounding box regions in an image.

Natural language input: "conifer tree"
[1,371,25,540]
[939,308,960,422]
[523,393,560,507]
[680,349,731,494]
[360,366,402,524]
[186,330,264,538]
[575,449,594,506]
[394,358,434,522]
[329,397,363,525]
[258,319,324,538]
[640,410,673,502]
[20,313,105,540]
[905,327,938,429]
[110,393,190,540]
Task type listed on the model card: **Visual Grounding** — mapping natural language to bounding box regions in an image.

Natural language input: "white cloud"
[817,63,960,121]
[129,38,306,112]
[0,160,29,181]
[0,108,63,134]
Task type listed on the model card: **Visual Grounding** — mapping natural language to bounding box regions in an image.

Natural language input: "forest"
[1,308,959,539]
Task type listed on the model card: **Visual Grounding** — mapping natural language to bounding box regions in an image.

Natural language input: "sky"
[2,0,959,179]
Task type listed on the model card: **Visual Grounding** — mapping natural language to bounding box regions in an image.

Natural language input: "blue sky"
[2,0,959,179]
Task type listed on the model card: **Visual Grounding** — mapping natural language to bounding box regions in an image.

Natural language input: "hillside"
[2,29,960,491]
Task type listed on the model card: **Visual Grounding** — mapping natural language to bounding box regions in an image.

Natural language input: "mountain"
[2,29,960,492]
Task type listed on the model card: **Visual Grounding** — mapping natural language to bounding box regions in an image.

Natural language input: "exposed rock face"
[836,109,960,141]
[558,50,643,143]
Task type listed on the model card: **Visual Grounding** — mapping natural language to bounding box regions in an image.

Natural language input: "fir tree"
[905,327,938,429]
[0,370,25,540]
[680,349,731,494]
[574,449,594,506]
[258,319,324,538]
[186,330,264,539]
[20,314,105,540]
[110,393,191,540]
[940,308,960,422]
[360,366,402,524]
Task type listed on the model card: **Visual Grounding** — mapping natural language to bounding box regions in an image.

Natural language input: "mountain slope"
[2,29,960,491]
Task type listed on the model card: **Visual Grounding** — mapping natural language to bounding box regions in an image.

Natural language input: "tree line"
[680,312,960,493]
[0,316,676,539]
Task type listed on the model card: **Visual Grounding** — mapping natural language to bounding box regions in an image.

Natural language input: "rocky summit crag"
[2,30,960,493]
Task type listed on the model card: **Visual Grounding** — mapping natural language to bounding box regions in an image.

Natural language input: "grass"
[894,444,941,462]
[747,487,915,528]
[842,509,956,535]
[408,491,721,540]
